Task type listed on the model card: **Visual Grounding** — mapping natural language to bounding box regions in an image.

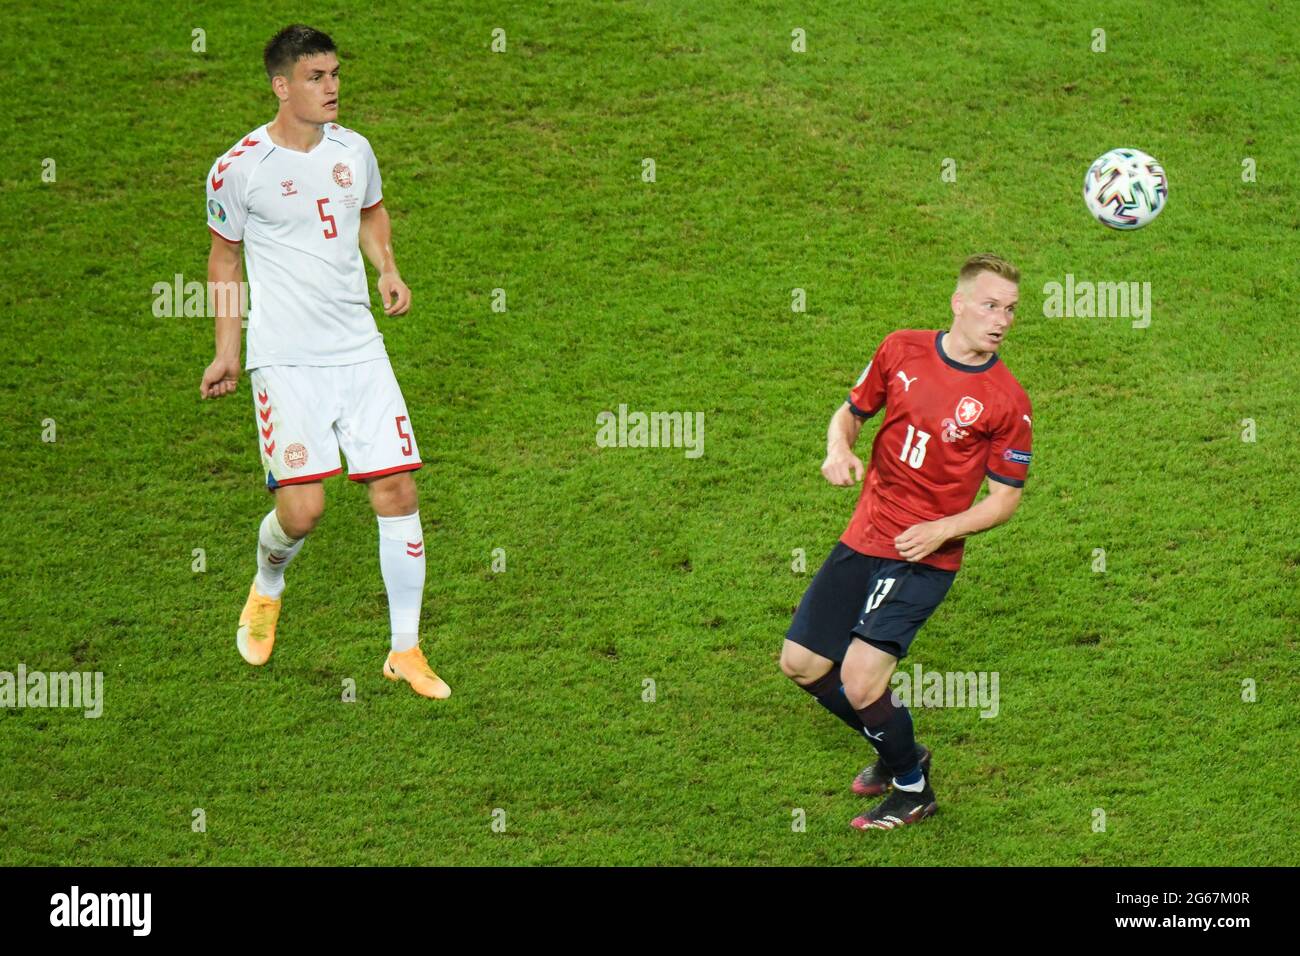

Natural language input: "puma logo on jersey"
[896,370,917,392]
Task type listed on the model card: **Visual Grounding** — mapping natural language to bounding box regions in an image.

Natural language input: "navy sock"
[800,665,866,737]
[855,687,921,779]
[893,765,924,787]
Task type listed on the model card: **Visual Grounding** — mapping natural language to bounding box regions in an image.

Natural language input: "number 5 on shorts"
[395,415,413,457]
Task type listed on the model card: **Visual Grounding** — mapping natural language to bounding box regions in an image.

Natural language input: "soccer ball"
[1083,148,1168,229]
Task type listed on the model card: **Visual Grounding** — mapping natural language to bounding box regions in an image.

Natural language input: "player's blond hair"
[957,253,1020,289]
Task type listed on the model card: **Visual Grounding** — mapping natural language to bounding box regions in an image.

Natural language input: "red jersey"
[841,329,1032,571]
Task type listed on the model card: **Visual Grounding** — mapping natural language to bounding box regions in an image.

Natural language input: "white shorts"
[249,358,422,490]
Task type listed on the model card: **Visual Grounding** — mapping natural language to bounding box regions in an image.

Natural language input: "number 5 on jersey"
[899,424,930,469]
[316,198,338,239]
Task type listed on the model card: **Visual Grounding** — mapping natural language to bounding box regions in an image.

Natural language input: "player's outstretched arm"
[200,234,244,399]
[359,203,410,316]
[821,402,866,486]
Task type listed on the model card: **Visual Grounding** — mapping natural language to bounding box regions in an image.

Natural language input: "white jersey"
[205,122,388,370]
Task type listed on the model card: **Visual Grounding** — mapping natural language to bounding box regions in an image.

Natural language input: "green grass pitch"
[1,1,1297,865]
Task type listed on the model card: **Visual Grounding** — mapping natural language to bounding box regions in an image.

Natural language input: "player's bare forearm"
[359,203,411,315]
[200,237,244,399]
[943,481,1022,540]
[828,402,865,454]
[207,239,243,356]
[822,402,867,486]
[894,481,1021,562]
[359,203,397,274]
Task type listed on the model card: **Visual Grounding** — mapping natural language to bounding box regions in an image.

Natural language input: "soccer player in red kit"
[780,254,1032,830]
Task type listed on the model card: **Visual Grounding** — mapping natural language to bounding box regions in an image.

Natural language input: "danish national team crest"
[332,163,353,188]
[955,396,984,428]
[284,443,308,470]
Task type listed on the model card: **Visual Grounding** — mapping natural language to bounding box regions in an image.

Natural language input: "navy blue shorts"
[786,542,956,661]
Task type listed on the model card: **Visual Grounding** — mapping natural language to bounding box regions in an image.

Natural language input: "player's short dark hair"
[263,25,336,80]
[958,253,1020,288]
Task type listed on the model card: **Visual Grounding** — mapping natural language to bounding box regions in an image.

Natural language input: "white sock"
[893,776,927,793]
[254,509,304,598]
[377,511,425,652]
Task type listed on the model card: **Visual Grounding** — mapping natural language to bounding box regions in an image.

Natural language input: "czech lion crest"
[955,396,984,428]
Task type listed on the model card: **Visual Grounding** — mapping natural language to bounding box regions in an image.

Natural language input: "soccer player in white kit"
[199,25,450,699]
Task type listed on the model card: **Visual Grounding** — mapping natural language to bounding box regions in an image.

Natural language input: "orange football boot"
[236,581,281,665]
[383,645,451,699]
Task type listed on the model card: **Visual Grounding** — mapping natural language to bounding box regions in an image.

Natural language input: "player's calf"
[375,510,424,652]
[372,502,452,698]
[782,643,869,738]
[849,683,925,782]
[843,640,925,785]
[254,508,306,599]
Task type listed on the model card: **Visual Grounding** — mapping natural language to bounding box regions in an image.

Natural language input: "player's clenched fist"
[200,356,241,399]
[821,447,864,486]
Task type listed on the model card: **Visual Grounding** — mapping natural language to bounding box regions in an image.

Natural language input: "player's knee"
[370,473,418,516]
[841,659,892,709]
[280,512,320,539]
[779,641,817,683]
[277,498,324,538]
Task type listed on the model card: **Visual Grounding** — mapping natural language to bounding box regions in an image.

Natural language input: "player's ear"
[270,74,289,102]
[950,289,963,317]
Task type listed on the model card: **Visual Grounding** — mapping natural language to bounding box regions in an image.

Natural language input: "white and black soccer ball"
[1083,148,1168,229]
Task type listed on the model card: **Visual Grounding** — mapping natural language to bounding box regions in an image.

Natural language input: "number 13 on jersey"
[899,424,930,469]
